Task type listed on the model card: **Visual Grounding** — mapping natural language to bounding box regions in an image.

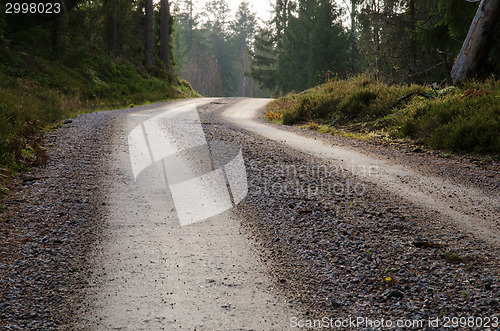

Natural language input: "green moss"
[0,47,199,170]
[272,76,424,125]
[392,80,500,154]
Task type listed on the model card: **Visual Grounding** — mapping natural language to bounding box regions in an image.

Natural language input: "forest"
[0,0,499,170]
[254,0,500,155]
[2,0,499,99]
[173,0,260,97]
[172,0,500,97]
[0,0,198,171]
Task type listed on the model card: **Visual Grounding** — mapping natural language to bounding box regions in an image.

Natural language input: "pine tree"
[276,0,311,92]
[308,0,349,86]
[274,0,349,92]
[248,28,279,94]
[232,2,256,96]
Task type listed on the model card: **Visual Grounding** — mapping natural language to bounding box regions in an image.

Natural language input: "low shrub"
[392,80,500,154]
[267,75,500,155]
[269,76,424,126]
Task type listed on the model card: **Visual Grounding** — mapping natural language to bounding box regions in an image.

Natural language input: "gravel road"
[212,99,500,329]
[1,97,499,330]
[0,110,117,329]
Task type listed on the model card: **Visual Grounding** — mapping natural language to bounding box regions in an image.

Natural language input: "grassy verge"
[0,47,199,196]
[265,75,500,156]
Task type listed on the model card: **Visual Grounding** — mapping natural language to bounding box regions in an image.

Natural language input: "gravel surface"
[0,111,118,330]
[1,98,499,330]
[201,101,500,329]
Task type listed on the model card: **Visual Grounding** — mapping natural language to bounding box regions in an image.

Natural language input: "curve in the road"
[222,98,500,247]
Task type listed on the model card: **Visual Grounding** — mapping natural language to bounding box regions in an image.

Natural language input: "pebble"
[2,102,499,328]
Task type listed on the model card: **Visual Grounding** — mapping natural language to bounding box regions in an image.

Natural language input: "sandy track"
[79,99,296,330]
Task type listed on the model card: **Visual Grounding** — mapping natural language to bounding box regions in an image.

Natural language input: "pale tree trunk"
[160,0,170,71]
[450,0,500,85]
[144,0,155,66]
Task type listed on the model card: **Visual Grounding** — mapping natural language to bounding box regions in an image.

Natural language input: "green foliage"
[0,47,198,170]
[267,76,500,155]
[0,0,196,194]
[248,0,349,96]
[248,29,278,94]
[436,0,478,40]
[307,0,349,87]
[393,79,500,154]
[271,75,422,125]
[0,3,6,43]
[355,0,485,84]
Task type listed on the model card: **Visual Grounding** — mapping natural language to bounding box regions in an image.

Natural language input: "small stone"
[331,299,343,308]
[383,289,404,301]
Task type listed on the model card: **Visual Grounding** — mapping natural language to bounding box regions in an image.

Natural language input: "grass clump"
[442,251,465,263]
[392,79,500,154]
[266,75,500,155]
[268,76,424,125]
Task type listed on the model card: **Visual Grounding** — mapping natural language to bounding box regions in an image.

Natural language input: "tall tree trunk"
[51,12,68,60]
[450,0,500,85]
[373,0,380,81]
[188,0,194,47]
[112,0,117,55]
[409,0,416,67]
[144,0,155,66]
[160,0,170,71]
[350,0,358,72]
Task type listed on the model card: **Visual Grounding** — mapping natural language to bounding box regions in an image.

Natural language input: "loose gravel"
[0,111,119,330]
[1,99,499,330]
[201,101,500,329]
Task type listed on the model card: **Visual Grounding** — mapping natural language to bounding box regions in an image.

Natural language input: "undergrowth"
[266,76,425,125]
[266,75,500,155]
[0,47,199,175]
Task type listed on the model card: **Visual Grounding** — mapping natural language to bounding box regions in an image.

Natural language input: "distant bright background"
[225,0,274,22]
[170,0,351,28]
[170,0,274,23]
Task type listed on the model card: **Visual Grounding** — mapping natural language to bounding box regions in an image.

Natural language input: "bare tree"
[450,0,500,85]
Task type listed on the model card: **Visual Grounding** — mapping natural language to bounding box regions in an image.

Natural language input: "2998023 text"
[5,2,61,14]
